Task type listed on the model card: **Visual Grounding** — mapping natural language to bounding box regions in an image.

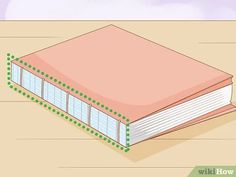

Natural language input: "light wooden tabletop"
[0,21,236,177]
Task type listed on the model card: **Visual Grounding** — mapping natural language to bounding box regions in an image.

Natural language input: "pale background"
[0,21,236,177]
[2,0,236,20]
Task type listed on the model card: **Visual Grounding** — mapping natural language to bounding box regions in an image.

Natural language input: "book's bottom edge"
[9,82,130,152]
[131,104,236,146]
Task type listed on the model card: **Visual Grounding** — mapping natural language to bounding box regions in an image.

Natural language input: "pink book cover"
[13,25,236,124]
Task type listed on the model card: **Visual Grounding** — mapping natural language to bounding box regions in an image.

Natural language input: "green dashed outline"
[7,53,130,152]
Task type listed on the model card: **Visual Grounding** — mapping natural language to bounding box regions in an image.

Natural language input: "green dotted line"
[7,53,130,151]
